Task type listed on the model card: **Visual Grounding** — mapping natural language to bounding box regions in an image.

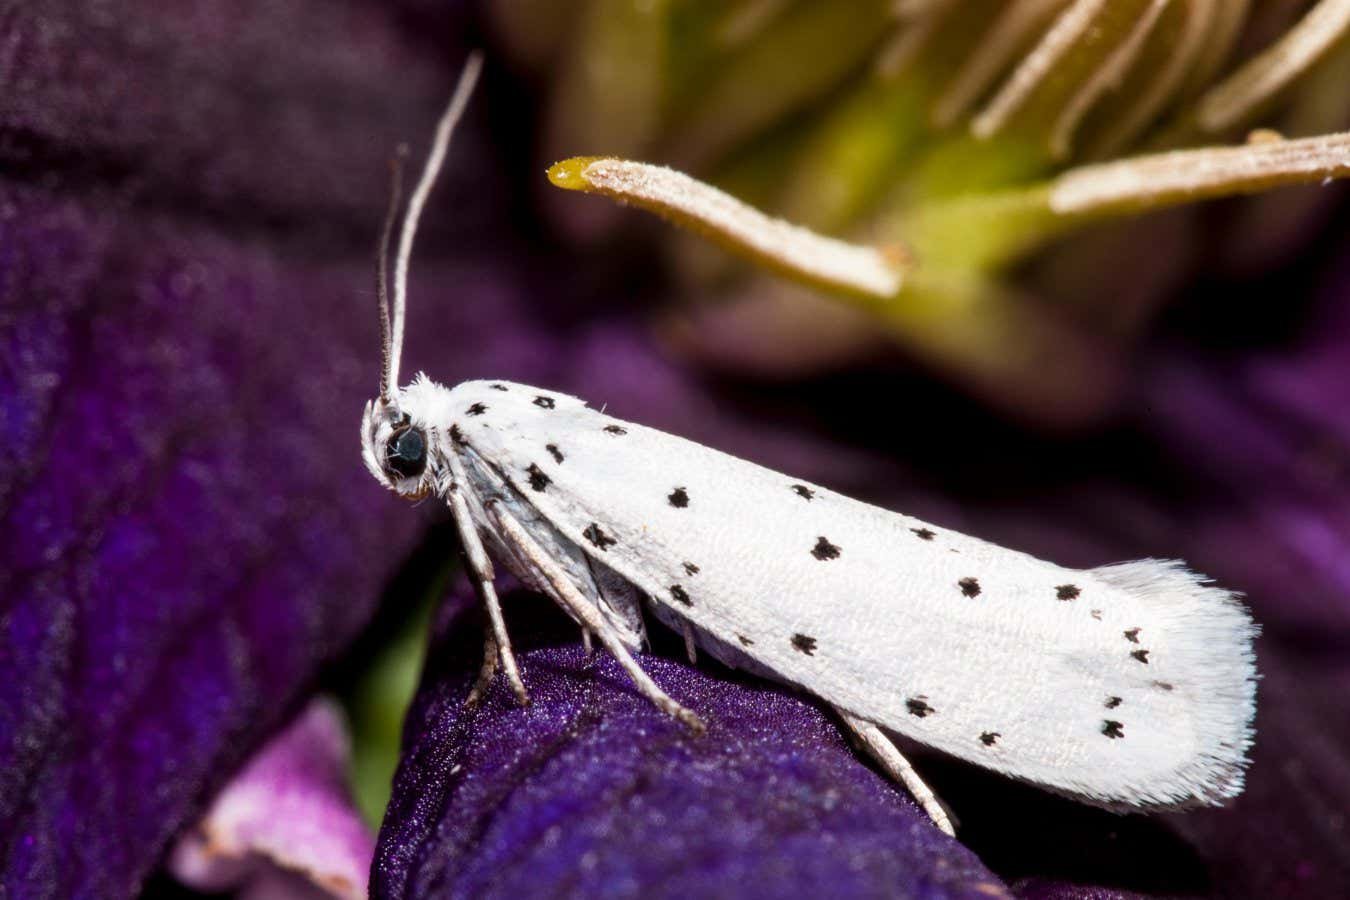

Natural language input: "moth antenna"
[377,144,409,405]
[387,50,484,394]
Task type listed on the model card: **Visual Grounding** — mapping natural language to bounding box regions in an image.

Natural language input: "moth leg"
[463,629,500,710]
[581,628,594,656]
[837,710,956,837]
[444,476,529,705]
[680,620,698,665]
[486,499,706,735]
[583,555,648,654]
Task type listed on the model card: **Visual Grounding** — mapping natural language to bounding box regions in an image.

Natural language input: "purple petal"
[0,182,407,897]
[169,698,373,899]
[0,1,471,227]
[0,3,495,894]
[375,588,1007,900]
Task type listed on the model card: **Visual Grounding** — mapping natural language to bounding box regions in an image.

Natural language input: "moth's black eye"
[384,426,427,480]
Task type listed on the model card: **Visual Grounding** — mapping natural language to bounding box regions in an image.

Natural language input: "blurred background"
[2,2,1349,898]
[508,0,1350,425]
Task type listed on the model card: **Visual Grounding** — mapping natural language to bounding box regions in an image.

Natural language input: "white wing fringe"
[1091,558,1258,808]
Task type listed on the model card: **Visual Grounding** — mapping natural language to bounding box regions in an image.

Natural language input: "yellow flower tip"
[546,157,608,192]
[880,242,913,270]
[1246,129,1285,146]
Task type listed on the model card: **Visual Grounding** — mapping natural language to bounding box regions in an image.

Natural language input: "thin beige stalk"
[549,157,909,299]
[1051,131,1350,215]
[1088,0,1215,157]
[972,0,1109,138]
[1048,0,1170,158]
[1195,0,1350,133]
[932,0,1070,128]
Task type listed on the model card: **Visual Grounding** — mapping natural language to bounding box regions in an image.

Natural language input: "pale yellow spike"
[1047,0,1170,159]
[1051,130,1350,215]
[932,0,1070,129]
[971,0,1109,139]
[1196,0,1350,134]
[549,157,909,300]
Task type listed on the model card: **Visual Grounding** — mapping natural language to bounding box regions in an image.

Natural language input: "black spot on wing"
[1090,609,1103,620]
[490,383,508,391]
[583,523,616,550]
[1123,628,1141,643]
[1152,681,1174,692]
[958,577,981,598]
[450,424,465,444]
[911,528,935,541]
[1056,584,1080,601]
[791,633,817,655]
[546,444,564,464]
[791,484,814,500]
[466,402,487,416]
[683,562,700,576]
[1131,649,1150,664]
[906,697,935,718]
[603,425,627,435]
[668,487,689,508]
[1102,720,1125,739]
[526,464,550,492]
[533,395,556,409]
[737,634,754,647]
[979,731,999,746]
[670,585,692,606]
[1104,696,1122,709]
[811,537,840,560]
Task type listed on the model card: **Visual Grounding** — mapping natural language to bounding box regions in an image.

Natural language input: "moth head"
[361,53,481,501]
[361,396,435,500]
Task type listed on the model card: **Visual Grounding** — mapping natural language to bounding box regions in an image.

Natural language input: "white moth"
[361,55,1258,837]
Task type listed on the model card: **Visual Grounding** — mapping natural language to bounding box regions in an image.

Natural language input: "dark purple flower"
[0,2,482,894]
[3,4,1350,899]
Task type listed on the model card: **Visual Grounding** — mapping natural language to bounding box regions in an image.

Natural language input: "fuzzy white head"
[361,399,431,499]
[361,54,482,502]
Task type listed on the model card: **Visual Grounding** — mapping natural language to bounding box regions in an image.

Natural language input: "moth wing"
[458,382,1256,809]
